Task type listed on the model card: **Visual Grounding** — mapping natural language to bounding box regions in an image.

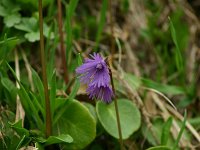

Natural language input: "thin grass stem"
[57,0,69,85]
[38,0,52,138]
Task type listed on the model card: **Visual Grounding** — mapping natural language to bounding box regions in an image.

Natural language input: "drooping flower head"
[76,53,113,103]
[76,53,110,87]
[86,84,113,103]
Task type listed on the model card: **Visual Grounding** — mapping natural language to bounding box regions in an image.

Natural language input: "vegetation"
[0,0,200,149]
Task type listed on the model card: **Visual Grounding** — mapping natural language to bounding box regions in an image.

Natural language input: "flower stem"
[57,0,69,85]
[107,0,123,147]
[114,98,123,149]
[109,67,123,150]
[38,0,52,137]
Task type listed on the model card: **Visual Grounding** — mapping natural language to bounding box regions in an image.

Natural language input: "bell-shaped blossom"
[86,84,113,103]
[76,53,113,103]
[76,53,110,87]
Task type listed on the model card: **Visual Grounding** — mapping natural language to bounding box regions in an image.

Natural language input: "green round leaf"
[96,99,141,139]
[82,102,97,122]
[54,99,96,150]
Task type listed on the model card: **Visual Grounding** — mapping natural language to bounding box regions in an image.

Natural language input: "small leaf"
[25,32,40,42]
[44,134,73,146]
[0,36,18,63]
[14,17,53,42]
[77,53,83,66]
[44,23,54,39]
[35,142,45,150]
[14,17,37,32]
[96,99,141,139]
[146,146,171,150]
[0,0,21,17]
[9,120,29,137]
[4,13,21,27]
[1,77,17,97]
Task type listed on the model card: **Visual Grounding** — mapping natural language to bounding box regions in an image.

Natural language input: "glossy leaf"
[53,99,96,149]
[96,99,141,139]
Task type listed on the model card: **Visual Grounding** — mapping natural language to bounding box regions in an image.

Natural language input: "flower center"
[96,63,103,69]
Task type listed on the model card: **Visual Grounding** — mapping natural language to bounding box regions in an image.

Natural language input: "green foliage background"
[0,0,200,149]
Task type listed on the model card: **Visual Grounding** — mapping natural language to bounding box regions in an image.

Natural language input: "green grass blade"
[6,63,44,129]
[17,88,44,129]
[31,93,45,118]
[16,135,26,150]
[65,0,79,65]
[50,71,56,118]
[65,10,72,65]
[95,0,108,50]
[161,117,173,145]
[32,68,45,108]
[172,110,187,150]
[0,37,17,45]
[77,52,83,65]
[169,17,183,72]
[142,78,185,95]
[68,0,79,18]
[68,79,80,101]
[47,23,58,82]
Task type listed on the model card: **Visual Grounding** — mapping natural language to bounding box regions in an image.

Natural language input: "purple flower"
[76,53,114,103]
[86,84,113,103]
[76,53,110,87]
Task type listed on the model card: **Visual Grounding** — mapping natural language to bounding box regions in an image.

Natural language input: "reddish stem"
[38,0,52,137]
[57,0,69,84]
